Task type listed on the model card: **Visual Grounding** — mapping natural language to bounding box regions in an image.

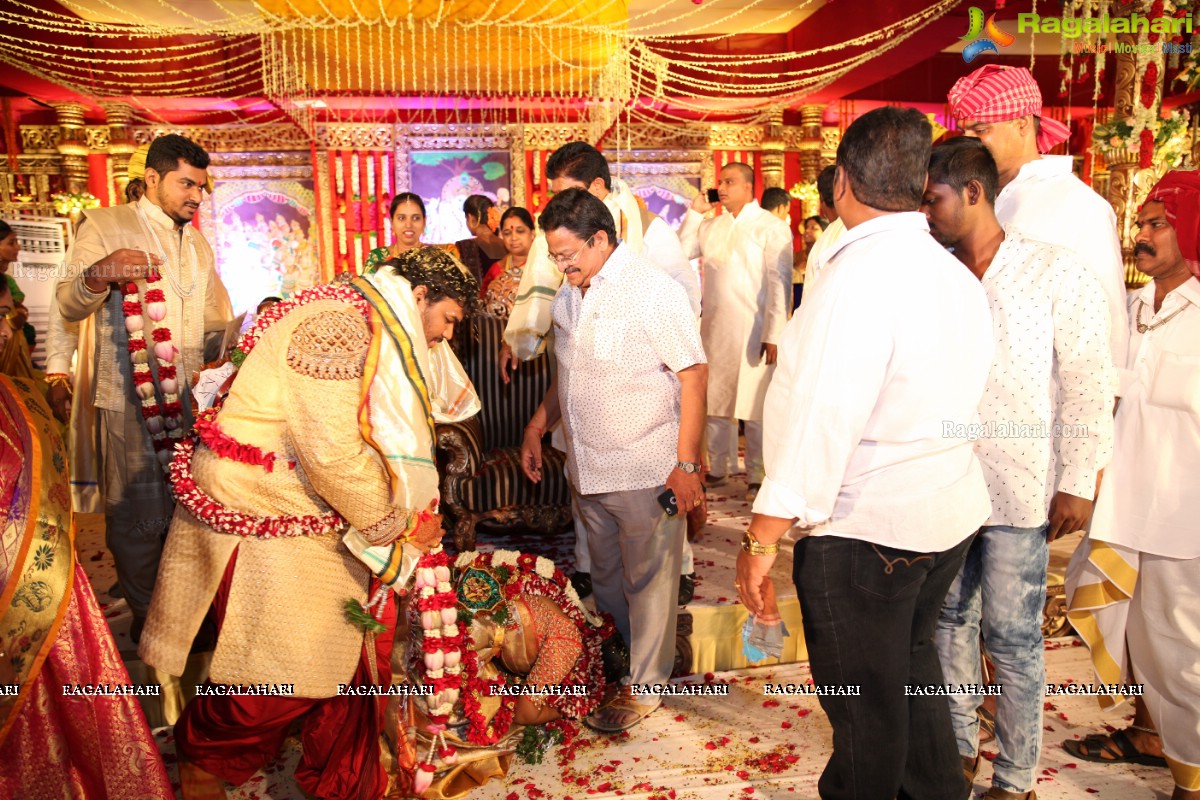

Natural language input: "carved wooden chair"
[436,314,572,551]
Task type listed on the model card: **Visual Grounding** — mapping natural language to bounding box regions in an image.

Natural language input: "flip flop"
[1062,728,1168,767]
[585,687,660,734]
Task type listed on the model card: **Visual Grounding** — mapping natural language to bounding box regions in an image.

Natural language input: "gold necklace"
[1136,300,1186,333]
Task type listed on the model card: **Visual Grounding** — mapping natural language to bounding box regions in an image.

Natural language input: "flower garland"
[169,436,345,538]
[412,546,466,795]
[231,282,369,367]
[121,272,184,471]
[192,408,295,472]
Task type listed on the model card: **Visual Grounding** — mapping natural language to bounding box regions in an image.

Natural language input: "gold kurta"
[139,299,421,698]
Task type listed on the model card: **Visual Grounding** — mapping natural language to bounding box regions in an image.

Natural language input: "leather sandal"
[1062,728,1167,767]
[585,686,660,733]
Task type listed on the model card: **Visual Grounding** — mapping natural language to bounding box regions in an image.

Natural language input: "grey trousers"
[98,406,175,620]
[574,484,684,687]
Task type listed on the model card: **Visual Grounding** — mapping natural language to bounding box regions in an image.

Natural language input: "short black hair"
[816,165,837,208]
[388,192,426,219]
[761,187,791,213]
[463,194,494,225]
[384,247,479,316]
[499,206,533,229]
[722,162,755,190]
[258,295,283,306]
[0,220,12,239]
[928,136,999,205]
[145,134,210,177]
[837,107,931,212]
[546,141,612,192]
[538,188,617,245]
[803,215,830,230]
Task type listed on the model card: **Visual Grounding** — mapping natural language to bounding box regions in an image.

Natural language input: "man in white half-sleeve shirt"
[921,137,1113,800]
[500,141,702,606]
[520,188,707,734]
[679,162,792,501]
[734,107,994,800]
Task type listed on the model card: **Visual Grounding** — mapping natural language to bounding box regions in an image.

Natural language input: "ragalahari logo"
[962,6,1016,63]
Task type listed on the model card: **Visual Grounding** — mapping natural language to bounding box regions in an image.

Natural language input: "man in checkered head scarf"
[948,65,1071,184]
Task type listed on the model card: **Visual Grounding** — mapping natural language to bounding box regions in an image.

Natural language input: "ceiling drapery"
[0,0,965,131]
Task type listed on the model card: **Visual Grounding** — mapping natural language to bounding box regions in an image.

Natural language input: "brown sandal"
[585,686,660,733]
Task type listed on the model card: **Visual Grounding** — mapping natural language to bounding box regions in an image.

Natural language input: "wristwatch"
[675,460,702,474]
[742,530,780,556]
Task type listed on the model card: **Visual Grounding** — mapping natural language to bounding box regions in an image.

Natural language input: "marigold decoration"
[121,271,185,472]
[485,206,501,232]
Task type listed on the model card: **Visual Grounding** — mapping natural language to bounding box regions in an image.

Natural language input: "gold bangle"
[45,373,72,390]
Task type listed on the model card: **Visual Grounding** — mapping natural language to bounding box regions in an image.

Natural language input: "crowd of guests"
[1,62,1197,800]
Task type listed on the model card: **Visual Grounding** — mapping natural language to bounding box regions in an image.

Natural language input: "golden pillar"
[1103,0,1165,285]
[799,104,825,183]
[52,102,90,195]
[760,107,786,190]
[102,101,137,203]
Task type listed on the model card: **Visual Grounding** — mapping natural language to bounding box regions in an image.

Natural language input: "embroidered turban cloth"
[948,65,1071,154]
[1144,169,1200,277]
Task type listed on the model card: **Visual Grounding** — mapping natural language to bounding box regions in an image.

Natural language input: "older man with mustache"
[1066,170,1200,800]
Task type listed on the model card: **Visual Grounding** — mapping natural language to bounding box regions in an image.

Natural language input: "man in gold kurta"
[55,134,232,637]
[139,248,480,800]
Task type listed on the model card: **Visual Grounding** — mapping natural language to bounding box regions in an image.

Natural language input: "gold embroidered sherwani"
[139,299,421,697]
[55,196,232,620]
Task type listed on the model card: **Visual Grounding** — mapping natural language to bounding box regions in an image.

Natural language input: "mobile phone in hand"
[657,488,678,516]
[706,188,720,204]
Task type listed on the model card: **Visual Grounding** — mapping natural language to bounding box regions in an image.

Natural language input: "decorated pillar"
[1101,0,1168,285]
[798,104,825,183]
[101,100,136,203]
[52,102,89,196]
[760,107,786,190]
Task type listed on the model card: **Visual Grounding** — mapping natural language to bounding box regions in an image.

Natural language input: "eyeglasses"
[546,235,594,267]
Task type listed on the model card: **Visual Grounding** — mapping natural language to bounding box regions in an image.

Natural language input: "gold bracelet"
[741,530,780,556]
[45,373,72,390]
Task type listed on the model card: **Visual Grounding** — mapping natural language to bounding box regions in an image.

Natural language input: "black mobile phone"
[706,188,720,204]
[657,488,678,516]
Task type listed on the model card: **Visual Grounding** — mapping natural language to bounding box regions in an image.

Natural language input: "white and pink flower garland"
[412,545,464,795]
[121,272,183,471]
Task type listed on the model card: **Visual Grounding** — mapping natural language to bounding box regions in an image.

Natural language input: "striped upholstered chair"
[436,314,572,551]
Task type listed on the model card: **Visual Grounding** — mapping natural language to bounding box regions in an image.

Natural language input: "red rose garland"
[121,270,184,472]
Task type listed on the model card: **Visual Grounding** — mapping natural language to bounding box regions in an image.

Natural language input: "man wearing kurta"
[679,162,793,499]
[139,247,480,799]
[1065,170,1200,800]
[55,134,232,638]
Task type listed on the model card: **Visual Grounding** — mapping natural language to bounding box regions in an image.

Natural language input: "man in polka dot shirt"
[922,136,1114,800]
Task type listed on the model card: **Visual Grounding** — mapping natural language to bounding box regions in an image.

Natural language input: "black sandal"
[1062,728,1167,767]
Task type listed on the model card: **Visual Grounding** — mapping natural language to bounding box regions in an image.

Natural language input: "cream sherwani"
[55,196,232,619]
[679,200,792,482]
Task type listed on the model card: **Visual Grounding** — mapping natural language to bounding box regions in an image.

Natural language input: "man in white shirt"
[679,163,792,500]
[501,141,702,605]
[921,137,1114,800]
[734,107,994,800]
[520,188,707,733]
[948,64,1129,373]
[1065,170,1200,800]
[804,165,844,291]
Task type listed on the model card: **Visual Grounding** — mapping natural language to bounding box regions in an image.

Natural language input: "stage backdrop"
[200,179,319,317]
[407,150,512,245]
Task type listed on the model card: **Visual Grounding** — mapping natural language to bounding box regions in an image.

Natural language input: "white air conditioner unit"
[2,215,73,367]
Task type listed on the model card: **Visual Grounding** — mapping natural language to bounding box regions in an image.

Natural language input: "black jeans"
[793,533,975,800]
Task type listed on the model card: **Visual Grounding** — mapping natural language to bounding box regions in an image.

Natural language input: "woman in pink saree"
[0,372,173,798]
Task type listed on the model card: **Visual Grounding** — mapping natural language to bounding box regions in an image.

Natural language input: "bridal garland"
[409,547,613,788]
